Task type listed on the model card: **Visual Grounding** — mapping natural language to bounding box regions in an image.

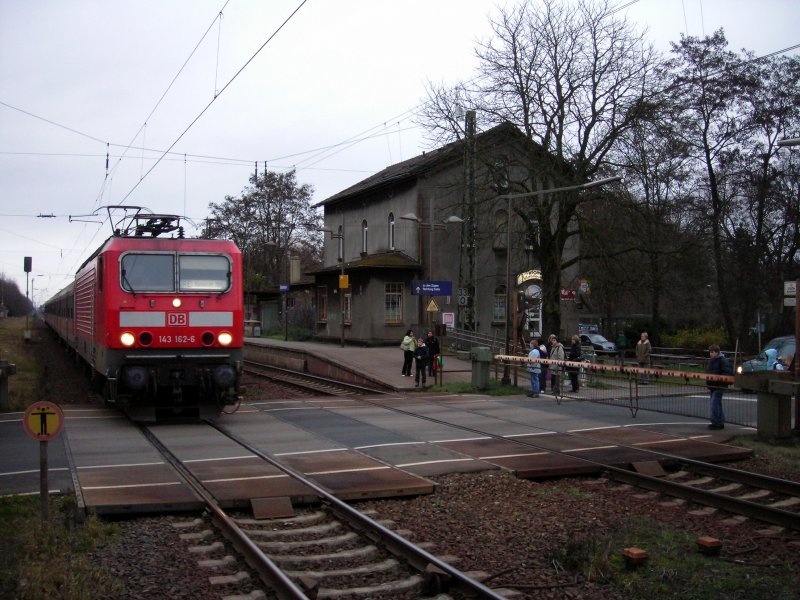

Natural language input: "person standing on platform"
[706,344,733,430]
[413,338,429,387]
[400,330,416,377]
[426,330,440,377]
[538,339,549,392]
[568,334,582,392]
[526,339,541,398]
[548,334,565,395]
[635,332,652,384]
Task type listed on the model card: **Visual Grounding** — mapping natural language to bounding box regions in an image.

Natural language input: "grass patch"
[586,380,613,389]
[731,434,800,476]
[427,379,524,396]
[552,515,798,598]
[0,317,47,411]
[0,495,122,599]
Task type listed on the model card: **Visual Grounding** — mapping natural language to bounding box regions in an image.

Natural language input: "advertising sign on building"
[442,312,455,329]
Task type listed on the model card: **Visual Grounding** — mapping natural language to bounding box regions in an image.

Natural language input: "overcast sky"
[1,0,798,303]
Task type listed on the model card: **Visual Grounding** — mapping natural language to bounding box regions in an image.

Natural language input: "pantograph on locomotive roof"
[69,205,191,238]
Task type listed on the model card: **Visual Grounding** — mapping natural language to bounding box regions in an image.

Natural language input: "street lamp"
[498,176,623,384]
[400,203,463,329]
[777,138,800,147]
[318,216,347,347]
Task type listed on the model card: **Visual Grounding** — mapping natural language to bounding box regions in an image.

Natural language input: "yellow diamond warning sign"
[23,401,64,442]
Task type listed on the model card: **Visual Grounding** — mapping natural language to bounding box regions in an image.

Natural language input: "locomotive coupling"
[213,365,237,388]
[121,365,150,391]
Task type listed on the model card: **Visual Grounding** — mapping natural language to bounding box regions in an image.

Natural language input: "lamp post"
[498,176,623,384]
[319,215,347,347]
[400,202,463,329]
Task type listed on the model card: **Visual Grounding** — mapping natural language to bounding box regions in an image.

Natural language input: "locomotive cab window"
[179,255,230,292]
[120,253,175,292]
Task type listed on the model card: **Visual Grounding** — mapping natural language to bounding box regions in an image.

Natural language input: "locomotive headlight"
[172,298,182,308]
[218,332,233,346]
[120,332,136,347]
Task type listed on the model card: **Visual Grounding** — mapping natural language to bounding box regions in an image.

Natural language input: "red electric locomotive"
[44,207,244,421]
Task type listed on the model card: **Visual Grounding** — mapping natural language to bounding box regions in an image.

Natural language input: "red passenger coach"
[44,208,244,421]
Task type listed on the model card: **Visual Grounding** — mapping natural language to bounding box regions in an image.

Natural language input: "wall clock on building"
[525,284,542,301]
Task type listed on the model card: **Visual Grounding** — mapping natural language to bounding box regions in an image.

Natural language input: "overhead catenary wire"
[116,0,310,206]
[96,0,232,209]
[57,0,309,284]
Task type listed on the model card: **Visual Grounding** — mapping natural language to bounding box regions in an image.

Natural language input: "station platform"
[244,336,485,393]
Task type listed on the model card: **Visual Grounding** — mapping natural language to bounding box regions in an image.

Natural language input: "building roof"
[314,122,525,208]
[304,250,421,276]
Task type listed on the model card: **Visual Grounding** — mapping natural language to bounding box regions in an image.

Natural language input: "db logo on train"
[168,312,188,326]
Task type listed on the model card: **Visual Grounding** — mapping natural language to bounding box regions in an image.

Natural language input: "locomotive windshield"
[121,254,175,292]
[178,255,230,292]
[119,252,231,293]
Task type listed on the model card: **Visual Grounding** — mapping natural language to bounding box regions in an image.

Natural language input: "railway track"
[244,360,390,397]
[139,421,507,599]
[238,361,800,532]
[342,395,800,533]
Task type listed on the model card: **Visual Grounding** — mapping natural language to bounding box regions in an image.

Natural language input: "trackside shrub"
[661,326,728,351]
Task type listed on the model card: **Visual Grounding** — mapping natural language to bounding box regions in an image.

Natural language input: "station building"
[306,121,586,347]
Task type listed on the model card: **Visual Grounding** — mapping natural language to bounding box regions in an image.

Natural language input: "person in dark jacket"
[538,339,548,392]
[568,334,582,392]
[425,330,441,376]
[413,338,429,387]
[706,344,733,429]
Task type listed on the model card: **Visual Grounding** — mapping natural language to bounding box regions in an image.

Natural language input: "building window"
[388,213,395,250]
[384,283,403,323]
[493,285,506,322]
[316,286,328,322]
[361,220,368,254]
[343,291,352,324]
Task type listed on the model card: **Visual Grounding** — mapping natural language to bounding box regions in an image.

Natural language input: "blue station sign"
[411,280,453,296]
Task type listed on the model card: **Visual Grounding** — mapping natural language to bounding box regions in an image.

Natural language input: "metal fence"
[495,355,763,428]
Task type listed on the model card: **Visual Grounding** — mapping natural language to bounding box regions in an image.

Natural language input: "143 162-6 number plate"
[158,335,196,344]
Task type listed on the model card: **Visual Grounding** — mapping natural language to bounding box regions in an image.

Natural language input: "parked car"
[738,335,796,375]
[579,333,617,353]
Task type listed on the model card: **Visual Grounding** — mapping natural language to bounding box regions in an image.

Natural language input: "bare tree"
[599,92,705,341]
[665,30,760,344]
[206,170,321,291]
[419,0,658,335]
[730,53,800,339]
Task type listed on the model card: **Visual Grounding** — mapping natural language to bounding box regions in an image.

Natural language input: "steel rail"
[138,425,309,600]
[606,467,800,530]
[348,396,800,531]
[208,420,508,600]
[244,359,391,396]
